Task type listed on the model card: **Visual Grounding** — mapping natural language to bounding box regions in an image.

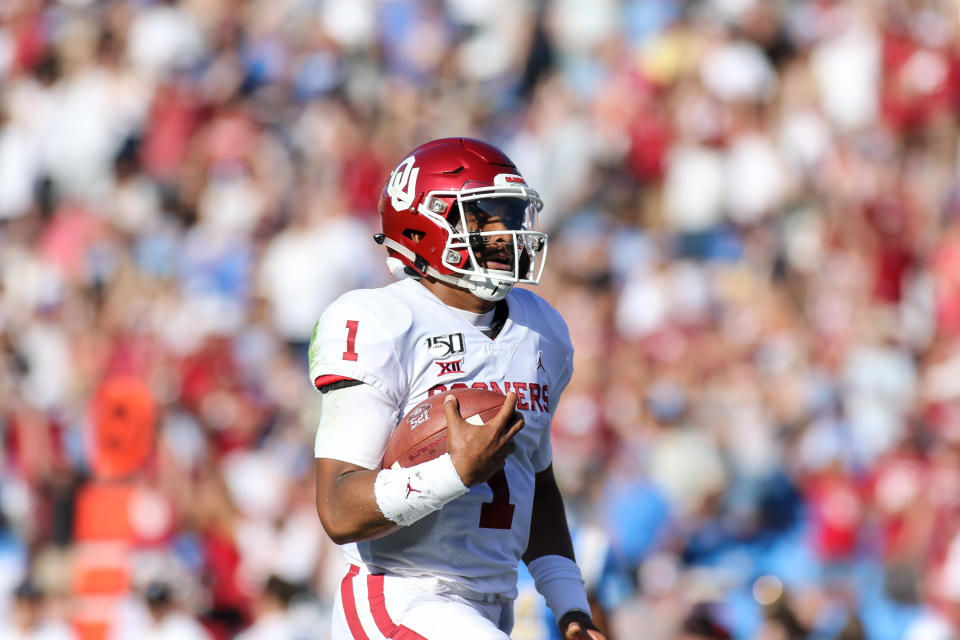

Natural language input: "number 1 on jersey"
[342,320,359,361]
[479,470,515,529]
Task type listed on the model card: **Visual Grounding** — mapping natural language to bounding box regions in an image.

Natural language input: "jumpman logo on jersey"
[536,352,546,373]
[406,482,421,499]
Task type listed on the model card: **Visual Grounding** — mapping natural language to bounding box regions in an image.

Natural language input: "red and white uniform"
[309,278,573,638]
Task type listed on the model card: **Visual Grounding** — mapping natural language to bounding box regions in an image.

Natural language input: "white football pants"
[332,564,514,640]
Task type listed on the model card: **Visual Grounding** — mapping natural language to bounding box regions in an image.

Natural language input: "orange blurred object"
[88,377,156,479]
[73,484,135,542]
[71,541,131,640]
[72,543,130,595]
[75,378,157,639]
[72,619,111,640]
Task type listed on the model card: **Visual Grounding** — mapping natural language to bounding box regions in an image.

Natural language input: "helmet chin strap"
[379,236,514,301]
[463,274,512,301]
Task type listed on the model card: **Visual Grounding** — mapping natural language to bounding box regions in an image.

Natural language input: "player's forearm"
[315,459,400,544]
[315,454,469,544]
[522,465,576,564]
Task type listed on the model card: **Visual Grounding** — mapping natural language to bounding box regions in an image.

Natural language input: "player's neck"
[418,277,496,314]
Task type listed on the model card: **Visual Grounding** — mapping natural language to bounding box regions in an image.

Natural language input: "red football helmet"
[375,138,547,301]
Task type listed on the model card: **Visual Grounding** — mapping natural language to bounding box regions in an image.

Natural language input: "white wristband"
[374,454,468,527]
[527,555,591,621]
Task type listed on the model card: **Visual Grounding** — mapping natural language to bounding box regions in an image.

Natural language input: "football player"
[309,138,606,640]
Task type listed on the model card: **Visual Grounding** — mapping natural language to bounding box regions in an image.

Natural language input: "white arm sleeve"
[314,383,400,470]
[527,555,591,621]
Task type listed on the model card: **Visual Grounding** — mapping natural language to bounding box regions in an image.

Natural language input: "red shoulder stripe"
[314,374,357,390]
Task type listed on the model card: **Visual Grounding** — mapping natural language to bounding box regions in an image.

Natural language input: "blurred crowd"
[1,0,959,638]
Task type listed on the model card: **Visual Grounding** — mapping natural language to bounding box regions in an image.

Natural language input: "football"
[382,388,507,469]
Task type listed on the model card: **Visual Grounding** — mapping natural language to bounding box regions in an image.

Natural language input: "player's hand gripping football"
[444,392,524,487]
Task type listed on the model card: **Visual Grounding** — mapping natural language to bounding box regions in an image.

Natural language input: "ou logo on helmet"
[388,156,419,211]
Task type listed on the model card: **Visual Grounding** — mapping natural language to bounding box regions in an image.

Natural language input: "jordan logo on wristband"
[406,482,422,499]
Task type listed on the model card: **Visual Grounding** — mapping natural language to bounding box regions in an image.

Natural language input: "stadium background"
[1,0,959,638]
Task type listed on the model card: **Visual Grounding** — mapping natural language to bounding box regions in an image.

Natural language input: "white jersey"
[308,278,573,599]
